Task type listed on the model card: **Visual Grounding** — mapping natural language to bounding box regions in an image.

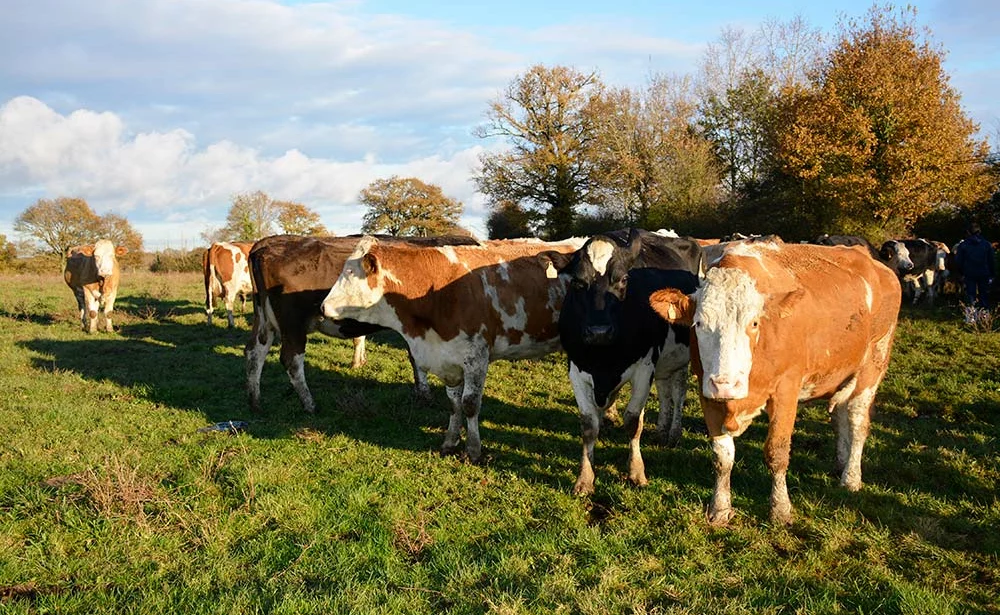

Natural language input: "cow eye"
[570,279,587,290]
[751,320,759,329]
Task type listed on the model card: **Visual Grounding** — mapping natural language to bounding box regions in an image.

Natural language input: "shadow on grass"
[17,319,710,502]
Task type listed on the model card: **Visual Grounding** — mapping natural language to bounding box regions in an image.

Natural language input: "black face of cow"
[560,233,641,346]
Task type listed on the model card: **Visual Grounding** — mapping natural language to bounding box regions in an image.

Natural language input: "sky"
[1,0,997,250]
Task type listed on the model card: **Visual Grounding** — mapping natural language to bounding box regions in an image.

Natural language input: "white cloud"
[0,96,490,246]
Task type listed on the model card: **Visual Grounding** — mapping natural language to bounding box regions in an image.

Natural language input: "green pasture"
[0,271,997,614]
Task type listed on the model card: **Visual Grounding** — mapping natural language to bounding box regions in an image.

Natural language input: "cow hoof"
[707,506,734,527]
[441,443,462,457]
[770,506,794,526]
[841,476,863,492]
[627,472,648,488]
[572,480,595,496]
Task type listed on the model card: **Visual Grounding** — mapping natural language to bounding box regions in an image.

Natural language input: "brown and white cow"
[649,240,901,525]
[203,241,255,327]
[245,234,480,414]
[320,235,586,462]
[63,239,128,333]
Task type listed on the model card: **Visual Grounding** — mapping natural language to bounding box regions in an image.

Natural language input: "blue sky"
[1,0,997,249]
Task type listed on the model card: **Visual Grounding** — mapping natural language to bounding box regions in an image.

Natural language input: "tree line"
[6,5,999,272]
[479,6,998,245]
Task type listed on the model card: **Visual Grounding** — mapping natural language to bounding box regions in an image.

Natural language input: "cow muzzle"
[704,374,749,400]
[582,324,616,345]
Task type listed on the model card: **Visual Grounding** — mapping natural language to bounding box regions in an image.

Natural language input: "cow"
[63,239,128,333]
[878,238,948,304]
[245,234,480,415]
[649,240,901,526]
[203,241,255,327]
[319,235,587,462]
[556,228,701,494]
[813,234,880,259]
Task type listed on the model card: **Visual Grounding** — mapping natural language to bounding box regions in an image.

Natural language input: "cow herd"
[66,228,966,526]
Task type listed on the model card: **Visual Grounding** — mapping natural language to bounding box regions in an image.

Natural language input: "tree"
[485,200,535,239]
[359,176,464,237]
[99,213,145,267]
[697,19,824,201]
[13,197,143,262]
[14,197,102,257]
[204,191,283,243]
[0,235,17,271]
[773,5,995,238]
[591,74,722,230]
[277,201,329,236]
[474,64,605,239]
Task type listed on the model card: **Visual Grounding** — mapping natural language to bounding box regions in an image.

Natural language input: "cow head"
[879,240,913,274]
[558,229,642,345]
[93,239,126,278]
[650,266,802,400]
[321,236,393,324]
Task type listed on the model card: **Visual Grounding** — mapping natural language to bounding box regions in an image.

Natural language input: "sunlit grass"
[0,272,996,614]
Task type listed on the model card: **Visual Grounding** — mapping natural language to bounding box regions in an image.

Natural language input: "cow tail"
[203,249,214,314]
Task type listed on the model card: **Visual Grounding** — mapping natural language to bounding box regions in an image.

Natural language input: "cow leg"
[459,344,490,463]
[73,288,88,331]
[621,363,657,488]
[245,317,275,413]
[84,289,100,333]
[654,367,688,447]
[224,284,237,328]
[834,386,876,491]
[409,352,432,402]
[280,338,315,413]
[441,383,465,457]
[568,362,601,495]
[702,402,735,526]
[351,336,367,368]
[102,287,118,333]
[763,396,798,525]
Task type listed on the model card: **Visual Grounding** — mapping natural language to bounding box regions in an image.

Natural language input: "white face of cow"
[321,237,386,321]
[92,240,117,278]
[693,267,764,400]
[885,241,913,273]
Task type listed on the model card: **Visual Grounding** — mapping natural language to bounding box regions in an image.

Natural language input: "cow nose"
[583,325,614,345]
[707,375,744,399]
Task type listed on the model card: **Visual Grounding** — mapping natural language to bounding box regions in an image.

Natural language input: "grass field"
[0,270,997,614]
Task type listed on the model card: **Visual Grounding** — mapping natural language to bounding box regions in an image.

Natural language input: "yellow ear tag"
[545,263,558,279]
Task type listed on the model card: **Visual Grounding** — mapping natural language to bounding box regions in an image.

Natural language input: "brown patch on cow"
[369,240,580,344]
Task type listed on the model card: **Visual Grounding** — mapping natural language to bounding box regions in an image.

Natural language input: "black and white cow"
[814,234,880,259]
[555,228,701,495]
[878,238,949,304]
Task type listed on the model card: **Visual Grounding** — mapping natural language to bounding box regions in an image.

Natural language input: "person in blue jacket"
[955,222,996,322]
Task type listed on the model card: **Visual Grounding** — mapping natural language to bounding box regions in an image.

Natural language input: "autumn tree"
[203,191,283,243]
[277,201,329,236]
[475,64,605,239]
[591,74,722,230]
[14,197,143,261]
[359,176,463,237]
[773,5,995,238]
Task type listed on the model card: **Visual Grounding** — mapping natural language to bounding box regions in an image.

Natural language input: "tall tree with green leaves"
[359,176,463,237]
[773,5,995,238]
[474,64,605,239]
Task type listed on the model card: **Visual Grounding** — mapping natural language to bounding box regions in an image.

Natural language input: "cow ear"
[649,288,695,325]
[361,253,379,276]
[116,246,128,256]
[80,245,95,257]
[539,250,574,279]
[773,289,805,318]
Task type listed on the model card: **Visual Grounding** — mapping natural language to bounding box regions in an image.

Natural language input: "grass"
[0,270,997,614]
